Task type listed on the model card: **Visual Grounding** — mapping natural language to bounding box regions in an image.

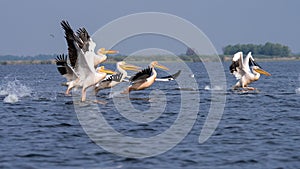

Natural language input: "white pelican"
[94,61,140,93]
[61,21,118,68]
[55,54,115,97]
[230,51,271,90]
[122,61,169,94]
[77,61,115,102]
[59,21,116,101]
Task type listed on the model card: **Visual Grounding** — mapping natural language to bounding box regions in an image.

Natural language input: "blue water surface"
[0,61,299,169]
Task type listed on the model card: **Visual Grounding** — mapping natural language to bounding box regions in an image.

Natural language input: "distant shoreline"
[0,56,299,65]
[0,60,56,65]
[222,56,300,62]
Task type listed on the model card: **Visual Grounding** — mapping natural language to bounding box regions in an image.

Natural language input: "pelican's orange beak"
[98,48,118,55]
[153,61,169,70]
[97,66,116,74]
[254,67,271,76]
[120,62,141,72]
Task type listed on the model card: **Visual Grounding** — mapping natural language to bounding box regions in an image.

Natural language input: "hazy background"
[0,0,299,56]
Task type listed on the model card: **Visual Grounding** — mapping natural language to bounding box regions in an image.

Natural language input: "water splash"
[0,79,32,103]
[204,85,224,91]
[204,85,210,90]
[296,88,300,95]
[3,94,18,103]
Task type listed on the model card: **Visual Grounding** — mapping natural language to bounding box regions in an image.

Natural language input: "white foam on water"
[3,94,19,103]
[0,79,32,103]
[296,88,300,94]
[204,85,211,90]
[0,89,8,96]
[204,85,224,91]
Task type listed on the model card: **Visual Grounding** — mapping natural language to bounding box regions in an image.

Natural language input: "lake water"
[0,61,299,169]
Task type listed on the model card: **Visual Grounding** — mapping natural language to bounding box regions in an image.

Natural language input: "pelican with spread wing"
[122,61,169,94]
[55,55,114,96]
[61,21,118,68]
[94,61,140,93]
[229,51,271,90]
[58,20,115,101]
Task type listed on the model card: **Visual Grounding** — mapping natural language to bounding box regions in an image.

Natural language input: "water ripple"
[0,62,300,168]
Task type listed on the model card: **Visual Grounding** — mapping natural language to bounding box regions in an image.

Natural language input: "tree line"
[223,42,291,57]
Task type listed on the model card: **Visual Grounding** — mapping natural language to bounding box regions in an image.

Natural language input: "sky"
[0,0,299,56]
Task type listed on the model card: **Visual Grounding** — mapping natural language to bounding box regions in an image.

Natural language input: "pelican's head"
[150,61,169,70]
[118,61,141,71]
[252,66,271,76]
[97,66,116,74]
[97,48,118,55]
[249,58,271,76]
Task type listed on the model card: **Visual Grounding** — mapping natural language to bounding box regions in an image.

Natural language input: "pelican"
[55,54,115,96]
[61,21,118,68]
[94,61,140,93]
[77,53,115,102]
[122,61,169,94]
[59,20,116,101]
[230,51,271,90]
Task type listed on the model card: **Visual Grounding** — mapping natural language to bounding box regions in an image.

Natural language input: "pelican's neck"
[252,69,261,81]
[99,53,107,60]
[94,53,107,66]
[149,62,157,79]
[95,72,106,83]
[117,64,127,77]
[152,67,157,79]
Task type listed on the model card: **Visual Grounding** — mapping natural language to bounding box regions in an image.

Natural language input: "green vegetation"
[223,42,291,57]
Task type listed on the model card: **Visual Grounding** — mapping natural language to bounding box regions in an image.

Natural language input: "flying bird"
[55,54,115,97]
[58,20,116,101]
[229,51,271,90]
[61,20,118,68]
[122,61,169,94]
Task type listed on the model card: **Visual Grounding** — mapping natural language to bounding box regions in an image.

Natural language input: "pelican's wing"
[76,27,91,53]
[243,52,252,73]
[61,20,82,68]
[155,70,181,81]
[55,54,77,81]
[95,73,124,90]
[61,21,95,81]
[76,27,90,42]
[103,73,123,83]
[229,52,245,80]
[129,67,152,83]
[76,51,96,81]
